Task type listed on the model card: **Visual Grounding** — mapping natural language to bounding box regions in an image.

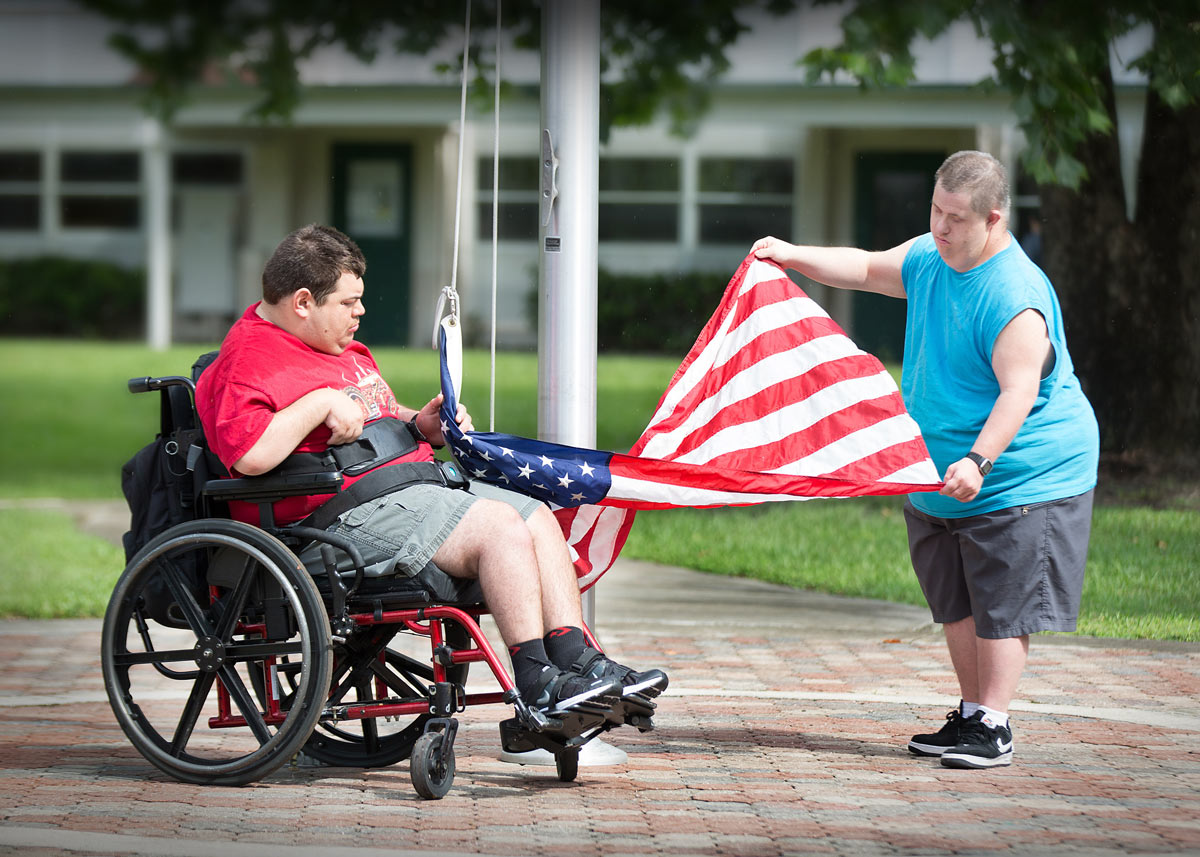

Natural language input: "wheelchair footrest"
[498,709,610,756]
[609,692,658,732]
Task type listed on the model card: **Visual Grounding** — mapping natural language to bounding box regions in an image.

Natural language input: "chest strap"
[296,458,469,531]
[277,417,424,479]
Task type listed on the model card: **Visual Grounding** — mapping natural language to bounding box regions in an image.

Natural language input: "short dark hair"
[261,224,366,305]
[935,150,1010,218]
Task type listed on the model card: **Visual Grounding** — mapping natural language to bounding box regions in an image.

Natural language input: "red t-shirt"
[196,303,434,525]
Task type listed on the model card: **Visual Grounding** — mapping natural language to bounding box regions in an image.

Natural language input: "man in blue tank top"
[752,151,1098,769]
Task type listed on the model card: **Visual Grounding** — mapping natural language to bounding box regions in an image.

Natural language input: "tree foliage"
[802,0,1197,190]
[802,0,1200,462]
[79,0,777,138]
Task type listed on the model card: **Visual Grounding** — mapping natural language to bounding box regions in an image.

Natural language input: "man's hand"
[751,235,798,266]
[232,387,363,475]
[939,458,984,503]
[322,389,365,445]
[413,394,473,447]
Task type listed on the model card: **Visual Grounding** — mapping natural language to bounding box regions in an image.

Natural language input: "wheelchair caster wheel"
[555,749,579,782]
[410,731,455,799]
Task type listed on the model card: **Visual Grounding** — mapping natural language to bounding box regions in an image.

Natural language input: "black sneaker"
[523,664,620,715]
[570,646,669,698]
[907,707,965,757]
[940,711,1014,769]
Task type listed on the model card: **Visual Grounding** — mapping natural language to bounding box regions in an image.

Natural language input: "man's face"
[299,271,365,354]
[929,183,994,272]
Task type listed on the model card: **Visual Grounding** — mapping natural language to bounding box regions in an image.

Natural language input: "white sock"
[978,704,1009,729]
[961,700,981,718]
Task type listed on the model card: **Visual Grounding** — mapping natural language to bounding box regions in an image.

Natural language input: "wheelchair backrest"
[121,353,228,626]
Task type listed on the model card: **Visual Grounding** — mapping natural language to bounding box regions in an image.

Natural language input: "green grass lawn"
[1,338,1197,641]
[623,499,1200,641]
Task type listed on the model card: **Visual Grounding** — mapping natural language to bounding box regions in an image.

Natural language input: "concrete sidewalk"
[0,502,1198,856]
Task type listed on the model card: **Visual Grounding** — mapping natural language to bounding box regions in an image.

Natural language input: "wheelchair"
[100,359,657,799]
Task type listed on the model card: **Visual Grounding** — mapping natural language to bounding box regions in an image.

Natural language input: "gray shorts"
[298,478,543,579]
[903,490,1094,638]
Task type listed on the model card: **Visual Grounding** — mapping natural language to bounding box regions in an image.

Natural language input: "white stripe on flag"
[671,370,902,466]
[877,459,944,485]
[607,473,814,507]
[641,333,860,461]
[768,413,926,476]
[647,292,828,428]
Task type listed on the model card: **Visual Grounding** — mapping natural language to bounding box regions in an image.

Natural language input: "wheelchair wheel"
[101,519,332,786]
[410,730,455,799]
[259,620,472,769]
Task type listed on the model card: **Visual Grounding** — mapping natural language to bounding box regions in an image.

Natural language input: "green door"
[331,143,413,346]
[852,151,945,362]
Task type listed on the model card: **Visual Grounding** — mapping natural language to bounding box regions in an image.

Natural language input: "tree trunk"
[1133,92,1200,461]
[1039,65,1140,454]
[1040,66,1200,465]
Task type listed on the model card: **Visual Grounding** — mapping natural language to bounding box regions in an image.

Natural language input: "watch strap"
[965,451,993,476]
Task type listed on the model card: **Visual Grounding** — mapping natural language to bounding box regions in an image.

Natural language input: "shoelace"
[956,717,993,742]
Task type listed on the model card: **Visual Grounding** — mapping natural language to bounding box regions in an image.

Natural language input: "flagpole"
[533,0,628,768]
[538,0,600,631]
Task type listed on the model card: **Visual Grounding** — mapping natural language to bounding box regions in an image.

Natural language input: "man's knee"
[463,498,535,550]
[526,503,564,539]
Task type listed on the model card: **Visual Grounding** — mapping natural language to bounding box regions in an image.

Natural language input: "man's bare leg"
[431,498,543,645]
[943,616,1028,712]
[525,504,585,631]
[943,616,981,703]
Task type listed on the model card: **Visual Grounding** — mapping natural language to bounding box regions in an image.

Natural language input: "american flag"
[439,253,942,589]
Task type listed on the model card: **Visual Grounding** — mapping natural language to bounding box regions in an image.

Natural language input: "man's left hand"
[939,458,983,502]
[415,394,473,446]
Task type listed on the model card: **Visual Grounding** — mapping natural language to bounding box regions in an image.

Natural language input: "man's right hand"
[232,387,364,475]
[322,388,365,445]
[751,235,797,266]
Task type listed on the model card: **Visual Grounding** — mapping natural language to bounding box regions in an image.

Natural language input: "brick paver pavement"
[1,555,1198,857]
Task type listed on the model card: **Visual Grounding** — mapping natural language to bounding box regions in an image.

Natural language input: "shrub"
[525,267,732,356]
[0,256,144,339]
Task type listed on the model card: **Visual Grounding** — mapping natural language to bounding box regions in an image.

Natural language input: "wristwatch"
[965,451,993,476]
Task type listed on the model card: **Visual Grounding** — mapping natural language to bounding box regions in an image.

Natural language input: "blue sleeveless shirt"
[901,233,1098,518]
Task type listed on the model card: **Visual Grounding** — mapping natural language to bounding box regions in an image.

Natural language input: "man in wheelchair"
[195,223,668,724]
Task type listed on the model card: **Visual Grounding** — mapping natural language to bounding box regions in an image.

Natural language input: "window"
[0,152,41,231]
[476,153,795,249]
[478,156,539,241]
[173,152,243,185]
[598,158,679,242]
[60,150,141,229]
[698,157,793,244]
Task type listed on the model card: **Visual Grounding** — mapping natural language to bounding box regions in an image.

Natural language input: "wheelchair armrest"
[203,471,344,505]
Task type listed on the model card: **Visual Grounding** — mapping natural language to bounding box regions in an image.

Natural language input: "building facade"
[0,1,1150,356]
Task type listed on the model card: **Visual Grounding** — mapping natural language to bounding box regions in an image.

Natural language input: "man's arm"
[751,236,915,298]
[939,308,1050,502]
[233,388,364,476]
[234,390,474,476]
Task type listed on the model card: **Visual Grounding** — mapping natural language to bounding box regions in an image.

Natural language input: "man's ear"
[986,209,1004,230]
[291,287,315,318]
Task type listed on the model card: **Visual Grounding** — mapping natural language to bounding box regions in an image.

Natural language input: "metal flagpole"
[538,0,600,627]
[536,0,628,767]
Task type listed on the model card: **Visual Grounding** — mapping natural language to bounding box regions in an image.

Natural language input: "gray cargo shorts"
[903,490,1094,638]
[298,478,543,579]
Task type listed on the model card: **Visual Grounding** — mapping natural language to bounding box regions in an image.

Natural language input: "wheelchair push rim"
[101,519,332,786]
